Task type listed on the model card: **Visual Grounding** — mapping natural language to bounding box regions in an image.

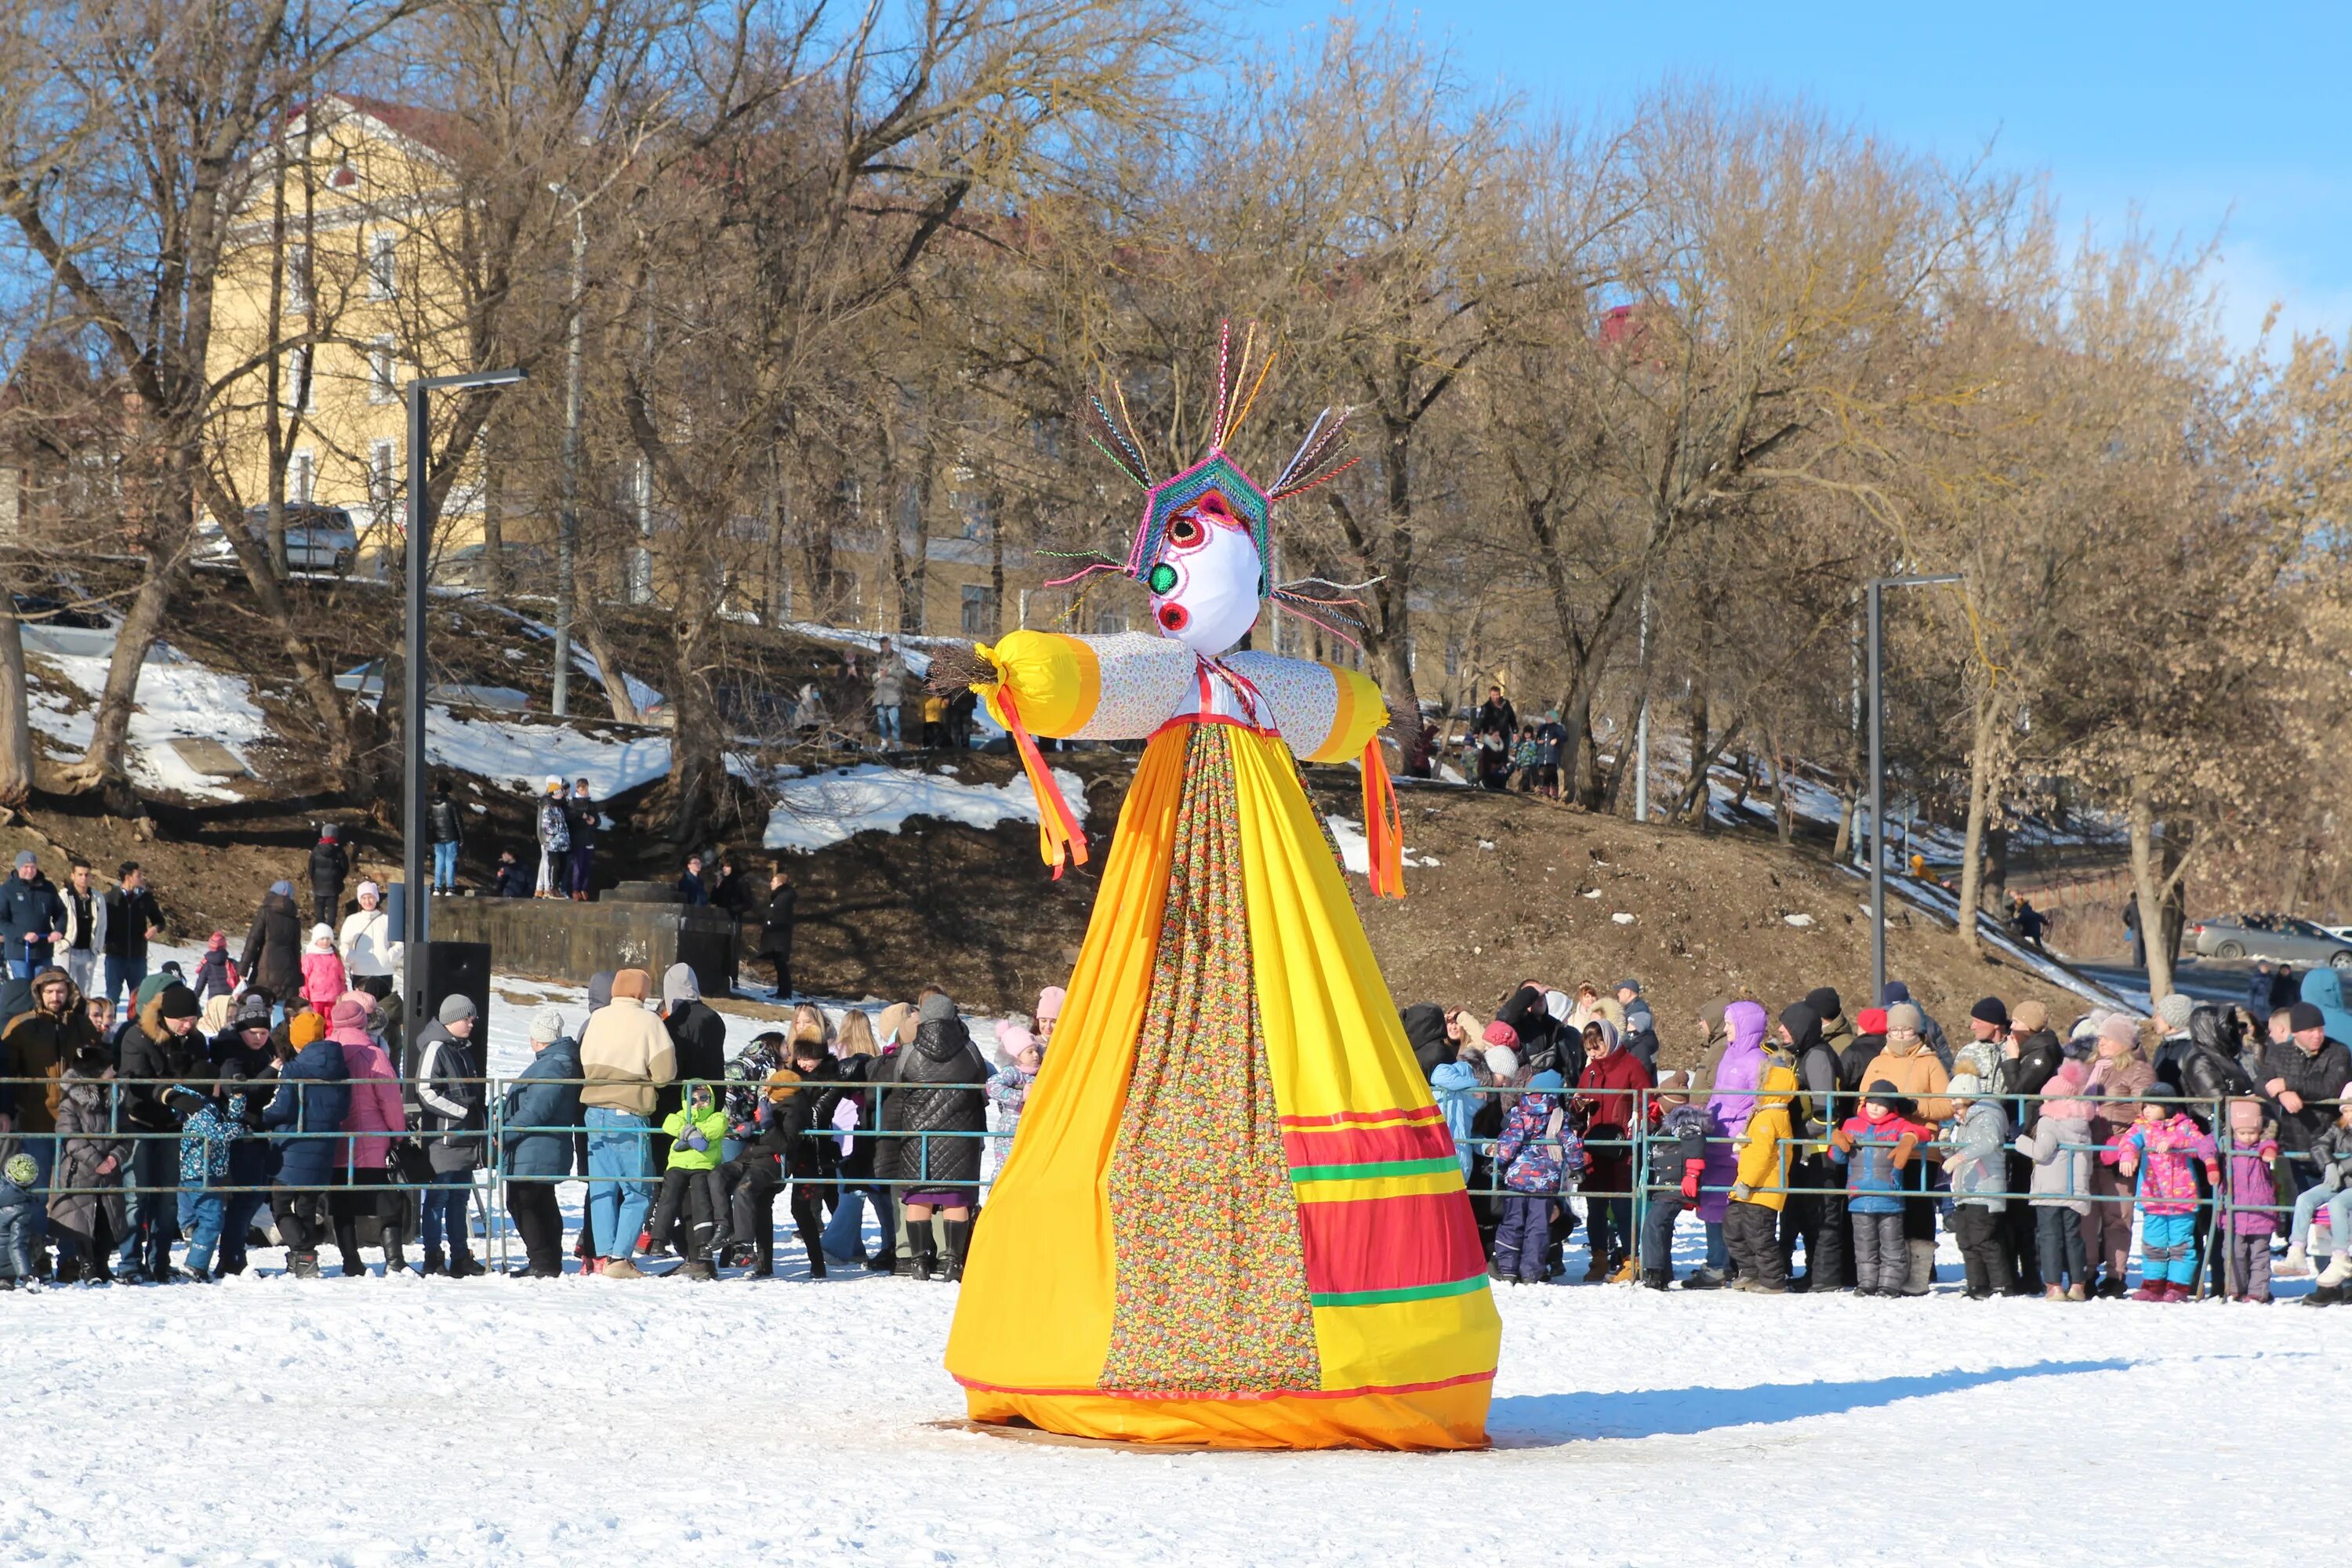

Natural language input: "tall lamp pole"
[1867,572,1963,1003]
[405,368,526,1011]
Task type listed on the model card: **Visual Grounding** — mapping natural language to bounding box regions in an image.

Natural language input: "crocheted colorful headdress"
[1051,323,1367,644]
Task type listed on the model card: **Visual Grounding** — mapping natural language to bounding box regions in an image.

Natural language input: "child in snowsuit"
[724,1051,831,1279]
[1639,1072,1713,1289]
[1726,1063,1798,1293]
[299,926,347,1014]
[0,1151,40,1287]
[1944,1073,2013,1298]
[166,1079,235,1279]
[2220,1097,2278,1303]
[191,932,240,1006]
[652,1080,729,1278]
[1830,1080,1928,1295]
[1490,1069,1581,1283]
[2016,1059,2095,1299]
[2112,1099,2220,1301]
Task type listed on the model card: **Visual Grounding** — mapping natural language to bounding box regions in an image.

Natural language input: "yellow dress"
[942,630,1501,1450]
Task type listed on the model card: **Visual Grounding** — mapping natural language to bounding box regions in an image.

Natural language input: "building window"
[960,583,997,635]
[954,488,995,541]
[289,449,315,504]
[369,440,397,508]
[368,336,397,404]
[368,232,397,299]
[1092,608,1126,635]
[285,346,314,413]
[286,244,310,315]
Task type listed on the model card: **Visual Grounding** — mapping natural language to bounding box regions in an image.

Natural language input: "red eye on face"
[1167,514,1204,548]
[1156,602,1189,631]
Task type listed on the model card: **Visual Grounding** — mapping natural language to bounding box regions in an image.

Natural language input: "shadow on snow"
[1488,1357,2132,1446]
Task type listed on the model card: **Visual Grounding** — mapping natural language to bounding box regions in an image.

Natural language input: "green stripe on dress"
[1288,1156,1460,1183]
[1308,1274,1490,1308]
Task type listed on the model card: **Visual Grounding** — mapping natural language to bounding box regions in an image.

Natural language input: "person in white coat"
[337,880,401,1001]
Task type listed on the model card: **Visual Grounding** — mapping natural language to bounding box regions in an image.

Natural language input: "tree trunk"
[1951,689,2001,962]
[59,549,180,797]
[0,591,33,806]
[657,619,720,848]
[1832,785,1857,865]
[480,418,504,597]
[2127,770,2175,1000]
[579,608,643,726]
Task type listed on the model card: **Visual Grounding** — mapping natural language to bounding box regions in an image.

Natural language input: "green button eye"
[1147,563,1178,593]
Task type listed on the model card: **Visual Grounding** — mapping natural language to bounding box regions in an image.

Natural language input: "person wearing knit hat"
[0,1148,37,1287]
[111,978,205,1279]
[2263,1001,2352,1247]
[575,963,675,1278]
[1943,1069,2013,1298]
[503,1007,583,1277]
[2012,999,2049,1036]
[1969,996,2009,1033]
[1483,1044,1519,1080]
[1034,985,1065,1045]
[2017,1058,2097,1299]
[260,1000,350,1278]
[1860,1000,1951,1295]
[2082,1011,2154,1295]
[2154,993,2195,1035]
[412,989,487,1276]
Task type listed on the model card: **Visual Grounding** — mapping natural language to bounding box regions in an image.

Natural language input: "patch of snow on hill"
[764,764,1088,852]
[26,646,269,802]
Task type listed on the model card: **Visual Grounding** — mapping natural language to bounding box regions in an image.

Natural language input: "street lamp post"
[405,368,525,1011]
[1867,572,1963,1003]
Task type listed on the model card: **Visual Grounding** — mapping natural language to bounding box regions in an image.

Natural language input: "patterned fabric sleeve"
[978,630,1195,741]
[1220,652,1389,763]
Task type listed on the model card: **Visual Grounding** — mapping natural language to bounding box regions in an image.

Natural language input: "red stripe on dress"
[1296,1190,1488,1298]
[1281,1120,1457,1169]
[954,1368,1496,1403]
[1278,1105,1443,1130]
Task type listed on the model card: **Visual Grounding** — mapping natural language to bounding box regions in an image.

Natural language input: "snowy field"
[17,967,2325,1566]
[1,1231,2340,1566]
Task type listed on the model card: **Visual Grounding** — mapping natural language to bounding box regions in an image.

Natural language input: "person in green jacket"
[650,1081,728,1278]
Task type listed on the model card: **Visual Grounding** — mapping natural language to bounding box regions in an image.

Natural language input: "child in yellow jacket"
[1726,1062,1798,1294]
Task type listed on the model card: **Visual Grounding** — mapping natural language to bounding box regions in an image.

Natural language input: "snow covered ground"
[24,642,272,802]
[763,763,1087,854]
[0,1218,2338,1566]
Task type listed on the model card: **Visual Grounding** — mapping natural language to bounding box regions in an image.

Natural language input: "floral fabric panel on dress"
[1098,723,1322,1394]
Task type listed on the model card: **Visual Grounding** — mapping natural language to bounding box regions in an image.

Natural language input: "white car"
[197,505,360,574]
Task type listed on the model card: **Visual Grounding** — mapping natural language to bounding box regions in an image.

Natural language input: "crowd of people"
[0,893,1055,1286]
[1412,967,2352,1305]
[6,813,2350,1305]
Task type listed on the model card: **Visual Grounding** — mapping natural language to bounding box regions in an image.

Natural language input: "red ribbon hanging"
[997,689,1087,879]
[1361,738,1405,899]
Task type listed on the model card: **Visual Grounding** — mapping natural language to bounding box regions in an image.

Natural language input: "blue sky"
[1249,1,2352,349]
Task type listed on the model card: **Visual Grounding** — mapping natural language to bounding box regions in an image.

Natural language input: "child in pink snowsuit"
[2111,1101,2219,1302]
[299,925,348,1014]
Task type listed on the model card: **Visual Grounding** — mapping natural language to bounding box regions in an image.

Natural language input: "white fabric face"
[1147,501,1261,656]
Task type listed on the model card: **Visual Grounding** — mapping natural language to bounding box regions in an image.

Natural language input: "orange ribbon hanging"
[1361,738,1405,899]
[997,688,1087,879]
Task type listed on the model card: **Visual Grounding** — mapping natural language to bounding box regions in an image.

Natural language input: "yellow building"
[206,94,481,563]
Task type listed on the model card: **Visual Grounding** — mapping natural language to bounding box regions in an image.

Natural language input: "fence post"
[1629,1087,1648,1284]
[490,1070,507,1274]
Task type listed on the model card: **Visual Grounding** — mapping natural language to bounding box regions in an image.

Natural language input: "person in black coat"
[2263,1002,2352,1207]
[757,870,798,1001]
[114,981,207,1279]
[724,1033,833,1278]
[307,827,349,929]
[1400,1002,1449,1081]
[1774,1000,1848,1293]
[240,883,304,1002]
[877,993,987,1280]
[653,963,728,1178]
[492,850,532,898]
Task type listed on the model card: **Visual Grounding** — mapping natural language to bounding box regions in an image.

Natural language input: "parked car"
[195,505,360,574]
[2190,913,2352,968]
